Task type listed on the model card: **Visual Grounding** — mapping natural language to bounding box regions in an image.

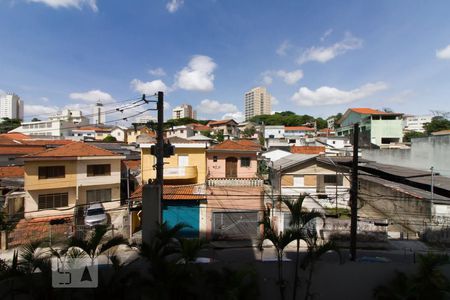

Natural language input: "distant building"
[166,125,194,139]
[0,93,23,120]
[207,119,239,139]
[403,115,432,133]
[244,86,271,121]
[10,109,89,138]
[172,104,196,119]
[336,108,403,147]
[92,101,106,125]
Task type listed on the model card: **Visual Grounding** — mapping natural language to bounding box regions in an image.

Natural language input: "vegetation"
[374,253,450,300]
[31,118,41,122]
[249,111,338,130]
[165,117,209,128]
[216,130,225,142]
[0,118,21,133]
[103,135,117,142]
[403,131,427,142]
[424,116,450,135]
[241,126,256,138]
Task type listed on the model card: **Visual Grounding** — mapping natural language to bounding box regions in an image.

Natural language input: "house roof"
[24,141,120,158]
[291,146,326,154]
[208,139,261,152]
[187,134,213,141]
[130,184,207,201]
[431,129,450,136]
[0,133,30,140]
[0,166,24,178]
[189,123,211,131]
[0,145,45,155]
[167,136,198,144]
[285,126,315,131]
[207,119,237,126]
[122,159,141,171]
[272,154,318,171]
[338,108,403,125]
[72,126,111,132]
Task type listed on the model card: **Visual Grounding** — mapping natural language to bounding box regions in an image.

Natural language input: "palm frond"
[98,235,129,255]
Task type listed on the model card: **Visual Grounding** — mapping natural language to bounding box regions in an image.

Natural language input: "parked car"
[84,203,108,227]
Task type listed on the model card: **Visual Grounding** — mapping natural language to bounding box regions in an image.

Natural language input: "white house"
[110,125,128,142]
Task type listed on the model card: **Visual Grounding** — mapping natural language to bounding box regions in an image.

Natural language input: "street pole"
[156,92,164,222]
[350,123,359,261]
[430,166,434,201]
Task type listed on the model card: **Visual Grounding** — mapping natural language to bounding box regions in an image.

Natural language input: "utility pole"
[350,123,359,261]
[430,166,435,201]
[156,91,164,221]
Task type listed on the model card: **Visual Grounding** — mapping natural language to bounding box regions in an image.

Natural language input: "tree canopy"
[103,135,117,142]
[249,111,339,129]
[0,118,22,133]
[424,116,450,135]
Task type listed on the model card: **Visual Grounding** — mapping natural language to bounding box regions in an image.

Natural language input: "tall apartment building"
[244,86,271,121]
[172,104,196,119]
[403,115,433,133]
[0,93,24,120]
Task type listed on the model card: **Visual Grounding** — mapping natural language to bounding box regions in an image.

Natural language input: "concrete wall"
[362,135,450,176]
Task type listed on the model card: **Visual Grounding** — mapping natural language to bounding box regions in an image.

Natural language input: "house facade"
[207,119,239,139]
[23,142,124,219]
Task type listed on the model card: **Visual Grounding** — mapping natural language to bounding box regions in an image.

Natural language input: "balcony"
[164,166,198,181]
[207,177,263,187]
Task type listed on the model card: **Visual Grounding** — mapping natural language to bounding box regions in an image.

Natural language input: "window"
[289,139,296,143]
[213,156,218,162]
[38,193,68,209]
[269,134,275,138]
[241,157,251,167]
[324,175,343,186]
[38,166,65,179]
[87,164,111,176]
[87,189,111,203]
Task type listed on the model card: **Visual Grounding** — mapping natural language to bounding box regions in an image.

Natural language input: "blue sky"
[1,0,450,122]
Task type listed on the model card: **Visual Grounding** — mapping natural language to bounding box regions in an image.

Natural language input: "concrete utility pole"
[430,166,435,201]
[350,123,359,261]
[156,91,164,220]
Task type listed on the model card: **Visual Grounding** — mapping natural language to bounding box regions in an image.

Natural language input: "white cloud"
[175,55,217,91]
[28,0,98,11]
[222,111,244,122]
[130,79,168,95]
[276,69,304,85]
[291,82,387,106]
[40,97,49,103]
[320,29,333,42]
[69,89,114,103]
[262,69,303,85]
[24,104,59,116]
[197,99,238,114]
[297,32,363,64]
[276,40,291,56]
[436,44,450,60]
[271,96,279,106]
[148,68,166,77]
[166,0,184,13]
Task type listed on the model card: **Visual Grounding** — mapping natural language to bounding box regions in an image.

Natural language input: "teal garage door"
[162,201,199,238]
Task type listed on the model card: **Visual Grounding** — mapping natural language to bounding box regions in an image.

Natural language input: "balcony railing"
[207,177,263,187]
[164,166,198,180]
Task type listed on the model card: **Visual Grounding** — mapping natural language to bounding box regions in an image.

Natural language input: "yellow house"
[140,137,207,185]
[23,142,125,219]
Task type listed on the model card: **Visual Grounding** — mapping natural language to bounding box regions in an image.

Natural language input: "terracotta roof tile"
[72,126,111,132]
[130,184,206,201]
[0,145,45,155]
[207,119,237,126]
[25,141,120,158]
[209,139,261,152]
[122,160,141,170]
[291,146,325,154]
[285,126,315,131]
[350,108,402,115]
[0,166,24,178]
[0,133,30,140]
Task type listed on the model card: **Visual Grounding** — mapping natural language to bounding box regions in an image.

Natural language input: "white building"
[244,86,271,121]
[172,104,196,119]
[264,125,285,139]
[403,115,432,133]
[10,109,89,138]
[110,125,128,142]
[0,93,23,120]
[92,101,106,125]
[166,125,194,139]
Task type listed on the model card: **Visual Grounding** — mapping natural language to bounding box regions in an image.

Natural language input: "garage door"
[163,202,199,238]
[212,211,259,240]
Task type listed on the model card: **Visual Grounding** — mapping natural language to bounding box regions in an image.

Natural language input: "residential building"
[264,125,285,139]
[92,101,106,125]
[403,115,432,133]
[207,119,239,139]
[284,126,315,138]
[23,142,124,219]
[336,108,404,147]
[244,86,271,121]
[187,134,213,147]
[291,146,325,155]
[261,149,291,163]
[206,139,263,240]
[71,126,112,141]
[189,123,211,135]
[141,136,207,185]
[166,125,194,139]
[172,104,196,119]
[0,93,23,120]
[11,109,89,137]
[110,125,128,142]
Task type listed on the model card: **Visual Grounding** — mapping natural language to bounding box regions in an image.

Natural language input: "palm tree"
[259,208,296,300]
[283,195,324,300]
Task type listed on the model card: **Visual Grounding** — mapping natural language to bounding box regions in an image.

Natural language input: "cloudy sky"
[1,0,450,122]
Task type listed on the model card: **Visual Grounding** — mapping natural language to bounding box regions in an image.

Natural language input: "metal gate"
[212,211,259,240]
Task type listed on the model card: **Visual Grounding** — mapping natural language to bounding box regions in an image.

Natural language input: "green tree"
[200,130,212,137]
[404,131,426,142]
[216,130,224,142]
[242,126,256,138]
[424,116,450,135]
[31,117,41,122]
[0,118,22,133]
[103,135,117,142]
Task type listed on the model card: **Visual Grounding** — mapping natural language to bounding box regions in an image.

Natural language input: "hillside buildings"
[403,115,432,133]
[244,86,272,121]
[0,93,23,120]
[172,104,196,119]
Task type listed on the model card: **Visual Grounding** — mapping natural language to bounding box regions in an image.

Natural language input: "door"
[225,157,238,178]
[178,155,189,167]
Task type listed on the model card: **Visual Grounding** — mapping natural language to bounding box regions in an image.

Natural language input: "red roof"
[20,140,73,146]
[207,119,237,126]
[0,166,24,178]
[189,123,211,131]
[349,108,398,115]
[130,184,206,201]
[0,145,45,155]
[209,139,261,152]
[285,126,315,131]
[72,126,111,132]
[0,133,30,140]
[122,160,141,171]
[25,142,120,158]
[291,146,325,154]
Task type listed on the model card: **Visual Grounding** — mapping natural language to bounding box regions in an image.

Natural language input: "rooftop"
[208,139,261,152]
[291,146,326,154]
[24,141,121,159]
[130,184,207,201]
[0,166,24,178]
[285,126,315,131]
[272,154,318,171]
[207,119,237,126]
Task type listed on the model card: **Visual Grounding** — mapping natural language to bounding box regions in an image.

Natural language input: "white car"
[84,203,108,227]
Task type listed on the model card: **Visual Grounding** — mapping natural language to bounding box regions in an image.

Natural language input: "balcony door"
[225,157,238,178]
